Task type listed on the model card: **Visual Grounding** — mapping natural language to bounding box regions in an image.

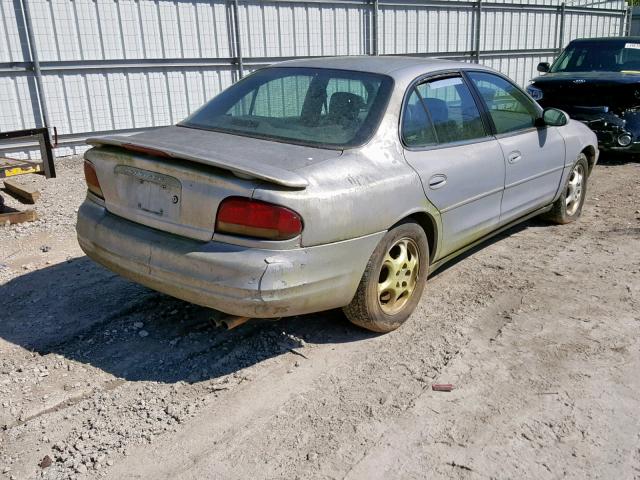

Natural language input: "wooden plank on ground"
[0,157,41,179]
[0,209,38,225]
[3,178,40,203]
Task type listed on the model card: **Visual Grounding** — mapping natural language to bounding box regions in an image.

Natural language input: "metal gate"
[0,0,630,157]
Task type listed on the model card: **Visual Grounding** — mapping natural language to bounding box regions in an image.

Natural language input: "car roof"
[273,56,494,82]
[570,36,640,43]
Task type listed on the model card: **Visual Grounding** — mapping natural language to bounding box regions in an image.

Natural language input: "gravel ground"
[0,154,639,480]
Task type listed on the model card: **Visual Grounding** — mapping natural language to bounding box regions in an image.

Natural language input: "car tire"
[343,220,429,333]
[543,153,589,225]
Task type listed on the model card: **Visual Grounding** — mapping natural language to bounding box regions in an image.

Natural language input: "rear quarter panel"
[252,111,440,249]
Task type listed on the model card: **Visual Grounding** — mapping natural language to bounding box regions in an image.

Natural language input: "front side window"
[467,72,539,135]
[414,76,486,144]
[181,67,393,148]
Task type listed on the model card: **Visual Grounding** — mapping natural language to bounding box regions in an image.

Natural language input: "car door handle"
[508,151,522,164]
[428,174,447,189]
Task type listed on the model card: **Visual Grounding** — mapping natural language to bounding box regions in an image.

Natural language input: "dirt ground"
[0,154,639,480]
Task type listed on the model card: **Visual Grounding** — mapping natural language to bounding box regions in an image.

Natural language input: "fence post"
[557,2,566,53]
[371,0,379,56]
[474,0,482,63]
[231,0,244,79]
[19,0,51,131]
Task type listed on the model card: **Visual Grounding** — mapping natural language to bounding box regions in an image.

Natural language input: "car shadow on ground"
[598,151,640,166]
[0,218,540,386]
[2,155,612,386]
[0,256,376,384]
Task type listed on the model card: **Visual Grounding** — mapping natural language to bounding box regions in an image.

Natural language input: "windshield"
[551,40,640,73]
[181,67,393,149]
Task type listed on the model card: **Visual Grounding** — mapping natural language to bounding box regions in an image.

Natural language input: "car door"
[465,71,566,224]
[402,74,506,258]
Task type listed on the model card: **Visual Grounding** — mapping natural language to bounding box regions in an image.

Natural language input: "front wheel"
[343,221,429,333]
[543,153,589,225]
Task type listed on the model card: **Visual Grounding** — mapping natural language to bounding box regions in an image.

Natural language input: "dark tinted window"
[468,72,539,135]
[551,40,640,73]
[182,67,393,148]
[415,77,486,144]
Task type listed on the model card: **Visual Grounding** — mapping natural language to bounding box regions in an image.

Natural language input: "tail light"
[83,160,104,199]
[216,197,303,240]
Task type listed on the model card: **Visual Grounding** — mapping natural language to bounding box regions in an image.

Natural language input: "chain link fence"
[0,0,630,157]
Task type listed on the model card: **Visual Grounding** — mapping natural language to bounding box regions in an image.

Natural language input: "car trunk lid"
[87,125,342,188]
[85,127,339,241]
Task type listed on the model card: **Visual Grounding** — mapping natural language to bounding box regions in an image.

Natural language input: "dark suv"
[527,37,640,154]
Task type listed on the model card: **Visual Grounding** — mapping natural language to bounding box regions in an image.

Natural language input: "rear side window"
[415,77,486,144]
[467,72,539,135]
[402,88,437,147]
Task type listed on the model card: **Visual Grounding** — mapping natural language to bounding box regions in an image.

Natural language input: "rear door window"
[414,76,486,144]
[402,88,437,147]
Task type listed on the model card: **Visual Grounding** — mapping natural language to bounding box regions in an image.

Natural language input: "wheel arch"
[391,210,439,263]
[581,145,597,175]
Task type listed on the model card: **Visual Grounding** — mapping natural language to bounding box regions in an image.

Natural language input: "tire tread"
[343,221,429,333]
[543,153,588,225]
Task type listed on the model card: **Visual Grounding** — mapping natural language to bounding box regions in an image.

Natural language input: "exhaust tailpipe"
[214,315,251,330]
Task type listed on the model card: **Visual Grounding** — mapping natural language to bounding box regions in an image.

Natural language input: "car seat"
[328,92,365,126]
[423,97,459,143]
[403,102,435,145]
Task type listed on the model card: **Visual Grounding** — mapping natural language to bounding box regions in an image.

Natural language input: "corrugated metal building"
[0,0,631,157]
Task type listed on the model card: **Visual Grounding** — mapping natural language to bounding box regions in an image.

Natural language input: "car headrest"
[405,103,428,128]
[478,87,496,104]
[329,92,365,122]
[413,103,428,118]
[584,50,617,70]
[423,97,448,123]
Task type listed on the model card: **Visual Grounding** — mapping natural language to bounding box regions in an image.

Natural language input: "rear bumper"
[76,199,384,318]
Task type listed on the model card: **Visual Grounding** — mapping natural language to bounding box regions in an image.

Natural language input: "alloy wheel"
[377,237,420,315]
[565,163,584,216]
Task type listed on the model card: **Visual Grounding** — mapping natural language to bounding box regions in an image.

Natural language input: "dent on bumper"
[76,199,384,318]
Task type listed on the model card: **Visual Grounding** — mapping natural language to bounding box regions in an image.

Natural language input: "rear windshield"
[551,40,640,73]
[180,67,393,149]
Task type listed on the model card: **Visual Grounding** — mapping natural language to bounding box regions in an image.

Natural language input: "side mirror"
[537,62,550,73]
[538,108,569,127]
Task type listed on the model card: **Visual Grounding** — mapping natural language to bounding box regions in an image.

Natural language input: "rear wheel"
[343,221,429,333]
[543,153,588,225]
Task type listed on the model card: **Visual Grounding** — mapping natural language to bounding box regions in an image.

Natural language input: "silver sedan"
[76,57,598,332]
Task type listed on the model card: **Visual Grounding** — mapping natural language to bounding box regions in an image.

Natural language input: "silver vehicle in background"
[77,57,598,333]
